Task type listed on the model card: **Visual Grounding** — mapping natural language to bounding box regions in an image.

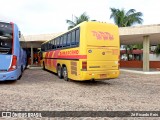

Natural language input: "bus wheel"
[43,62,45,70]
[63,66,68,81]
[57,65,63,79]
[17,67,23,80]
[21,66,24,73]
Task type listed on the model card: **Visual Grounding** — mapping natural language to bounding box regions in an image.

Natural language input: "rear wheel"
[57,65,63,79]
[21,66,24,73]
[63,66,68,81]
[17,66,23,80]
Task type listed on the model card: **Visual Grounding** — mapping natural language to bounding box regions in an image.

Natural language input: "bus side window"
[71,30,76,45]
[45,43,47,51]
[49,41,52,50]
[54,39,57,49]
[46,43,48,50]
[63,34,67,47]
[51,39,55,49]
[57,37,61,48]
[43,44,45,51]
[76,29,80,45]
[60,36,63,48]
[67,32,71,46]
[41,45,44,51]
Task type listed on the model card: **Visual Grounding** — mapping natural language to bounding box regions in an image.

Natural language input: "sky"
[0,0,160,35]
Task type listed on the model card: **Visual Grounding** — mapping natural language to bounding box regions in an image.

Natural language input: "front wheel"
[43,62,45,70]
[62,66,68,81]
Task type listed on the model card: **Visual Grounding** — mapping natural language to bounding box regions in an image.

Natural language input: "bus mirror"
[19,31,21,38]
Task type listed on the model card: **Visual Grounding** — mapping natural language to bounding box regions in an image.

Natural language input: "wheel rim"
[58,66,61,77]
[63,67,68,80]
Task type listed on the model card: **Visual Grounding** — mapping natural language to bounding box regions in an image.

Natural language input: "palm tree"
[110,8,143,60]
[66,12,90,30]
[110,8,143,27]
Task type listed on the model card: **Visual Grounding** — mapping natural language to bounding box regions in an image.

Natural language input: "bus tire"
[62,66,68,81]
[18,66,23,80]
[21,66,24,73]
[57,65,63,79]
[43,62,45,70]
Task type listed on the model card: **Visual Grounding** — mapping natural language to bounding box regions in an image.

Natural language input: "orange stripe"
[58,55,87,59]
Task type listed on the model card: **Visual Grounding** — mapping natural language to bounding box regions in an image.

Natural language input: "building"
[21,24,160,71]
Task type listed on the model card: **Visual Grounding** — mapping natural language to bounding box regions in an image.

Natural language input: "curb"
[120,69,160,75]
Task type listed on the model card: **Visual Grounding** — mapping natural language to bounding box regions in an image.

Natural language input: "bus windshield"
[0,22,13,54]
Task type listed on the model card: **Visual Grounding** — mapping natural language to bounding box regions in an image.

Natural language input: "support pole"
[143,35,150,71]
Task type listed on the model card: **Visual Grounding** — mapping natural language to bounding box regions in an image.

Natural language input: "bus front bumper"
[0,69,19,81]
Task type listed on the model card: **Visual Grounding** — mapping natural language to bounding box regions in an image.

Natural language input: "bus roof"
[42,21,117,45]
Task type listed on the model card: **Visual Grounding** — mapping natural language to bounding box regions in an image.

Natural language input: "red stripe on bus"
[53,50,60,68]
[48,51,54,67]
[45,52,49,66]
[58,55,87,59]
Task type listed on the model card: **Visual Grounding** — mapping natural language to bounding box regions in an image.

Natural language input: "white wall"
[149,54,160,61]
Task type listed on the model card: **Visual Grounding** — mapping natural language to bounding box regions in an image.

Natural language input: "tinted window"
[0,22,13,54]
[75,29,80,45]
[49,41,52,50]
[46,42,49,50]
[54,39,57,49]
[67,33,71,46]
[60,36,63,47]
[57,38,60,48]
[43,44,46,51]
[41,44,45,51]
[51,39,55,49]
[63,34,67,47]
[71,30,76,45]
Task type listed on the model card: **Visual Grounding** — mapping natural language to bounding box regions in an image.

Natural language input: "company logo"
[59,50,79,56]
[2,112,12,118]
[92,31,114,40]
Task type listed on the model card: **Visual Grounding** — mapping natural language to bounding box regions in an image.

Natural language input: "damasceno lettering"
[60,50,79,56]
[92,31,114,40]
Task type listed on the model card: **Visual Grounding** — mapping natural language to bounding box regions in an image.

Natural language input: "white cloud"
[0,0,160,35]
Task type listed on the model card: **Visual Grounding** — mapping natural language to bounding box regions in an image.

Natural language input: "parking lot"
[0,69,160,114]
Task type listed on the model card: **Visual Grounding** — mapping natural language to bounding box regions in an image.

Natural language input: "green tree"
[154,44,160,56]
[110,8,143,60]
[110,8,143,27]
[66,12,90,30]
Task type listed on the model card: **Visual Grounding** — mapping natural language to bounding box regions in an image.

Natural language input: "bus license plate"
[100,74,107,78]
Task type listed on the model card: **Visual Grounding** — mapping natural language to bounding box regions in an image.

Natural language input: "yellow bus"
[40,21,120,81]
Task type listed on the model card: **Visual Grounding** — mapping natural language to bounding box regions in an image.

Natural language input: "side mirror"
[19,31,21,38]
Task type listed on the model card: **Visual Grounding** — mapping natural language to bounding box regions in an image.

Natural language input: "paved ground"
[0,69,160,119]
